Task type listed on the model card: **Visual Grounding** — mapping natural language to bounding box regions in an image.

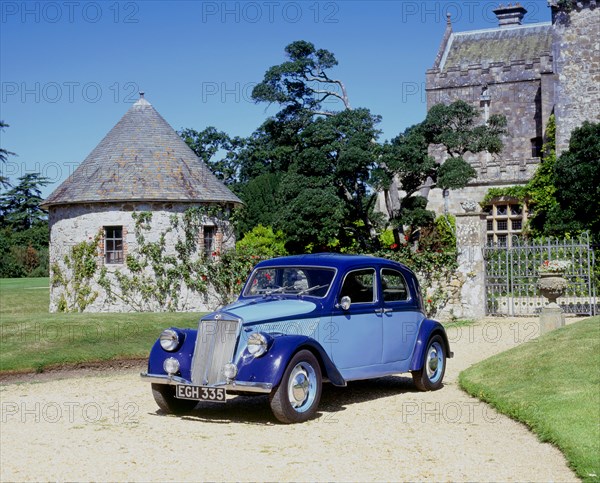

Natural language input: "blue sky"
[1,0,551,197]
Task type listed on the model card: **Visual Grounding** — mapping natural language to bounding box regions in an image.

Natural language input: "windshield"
[243,266,336,298]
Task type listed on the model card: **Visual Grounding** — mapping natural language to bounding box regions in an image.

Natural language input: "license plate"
[175,385,226,403]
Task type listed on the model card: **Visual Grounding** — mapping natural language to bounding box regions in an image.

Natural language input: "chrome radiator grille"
[191,318,241,386]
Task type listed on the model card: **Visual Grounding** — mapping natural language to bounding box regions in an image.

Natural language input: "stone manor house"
[416,0,599,318]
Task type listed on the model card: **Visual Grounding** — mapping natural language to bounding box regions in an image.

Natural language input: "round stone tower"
[42,95,242,312]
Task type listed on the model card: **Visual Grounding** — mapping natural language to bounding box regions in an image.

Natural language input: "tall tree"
[249,40,384,252]
[0,173,50,230]
[544,121,600,240]
[277,108,381,251]
[0,121,16,188]
[375,100,506,243]
[180,126,244,185]
[235,172,283,236]
[252,40,351,117]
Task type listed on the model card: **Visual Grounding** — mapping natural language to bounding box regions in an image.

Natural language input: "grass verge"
[459,316,600,481]
[0,278,205,373]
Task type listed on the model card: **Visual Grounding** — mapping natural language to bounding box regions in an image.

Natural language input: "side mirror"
[338,296,351,311]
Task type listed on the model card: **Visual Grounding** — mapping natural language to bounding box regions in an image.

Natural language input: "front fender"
[147,328,197,381]
[236,335,346,388]
[409,319,453,371]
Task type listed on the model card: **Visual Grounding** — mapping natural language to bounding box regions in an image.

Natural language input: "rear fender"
[409,319,452,371]
[236,335,346,388]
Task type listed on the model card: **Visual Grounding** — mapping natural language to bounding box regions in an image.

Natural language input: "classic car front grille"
[191,318,241,386]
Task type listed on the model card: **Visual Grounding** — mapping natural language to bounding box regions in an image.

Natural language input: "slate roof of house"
[43,96,242,208]
[440,23,552,71]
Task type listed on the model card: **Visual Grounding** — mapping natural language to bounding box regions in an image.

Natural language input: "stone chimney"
[493,3,527,27]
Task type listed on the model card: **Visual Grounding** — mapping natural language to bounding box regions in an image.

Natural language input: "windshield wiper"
[263,286,290,296]
[297,284,328,296]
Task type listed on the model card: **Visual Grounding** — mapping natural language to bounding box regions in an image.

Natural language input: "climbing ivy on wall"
[97,206,238,311]
[51,232,101,312]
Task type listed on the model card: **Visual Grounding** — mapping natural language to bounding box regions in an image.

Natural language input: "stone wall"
[416,212,487,321]
[48,202,235,313]
[419,270,466,322]
[426,56,550,206]
[552,1,600,154]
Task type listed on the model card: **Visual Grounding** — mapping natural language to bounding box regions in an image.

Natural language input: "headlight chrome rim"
[160,328,181,352]
[247,332,269,357]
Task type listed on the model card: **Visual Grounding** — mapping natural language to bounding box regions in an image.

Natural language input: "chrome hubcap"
[287,362,317,412]
[291,371,309,404]
[426,342,444,383]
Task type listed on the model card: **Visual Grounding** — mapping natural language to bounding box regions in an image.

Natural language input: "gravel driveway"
[0,317,578,482]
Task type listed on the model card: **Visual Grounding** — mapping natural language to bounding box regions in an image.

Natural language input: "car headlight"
[223,363,238,380]
[163,357,180,375]
[247,332,269,357]
[160,328,182,352]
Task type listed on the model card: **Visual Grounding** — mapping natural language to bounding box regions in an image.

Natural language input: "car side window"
[381,268,409,302]
[340,268,376,304]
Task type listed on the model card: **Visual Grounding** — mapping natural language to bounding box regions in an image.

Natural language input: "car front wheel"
[152,383,198,414]
[411,334,446,391]
[269,350,322,423]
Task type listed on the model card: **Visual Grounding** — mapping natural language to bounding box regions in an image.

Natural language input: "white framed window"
[485,201,528,247]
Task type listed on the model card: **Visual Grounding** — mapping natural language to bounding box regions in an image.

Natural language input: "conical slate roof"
[43,96,242,208]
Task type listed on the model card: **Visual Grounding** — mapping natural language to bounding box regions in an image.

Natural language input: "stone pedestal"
[540,306,565,334]
[537,272,568,334]
[452,211,487,319]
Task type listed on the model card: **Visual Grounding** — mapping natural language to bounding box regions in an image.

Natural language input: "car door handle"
[375,308,392,314]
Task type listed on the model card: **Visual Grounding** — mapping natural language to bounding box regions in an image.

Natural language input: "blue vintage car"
[141,254,453,423]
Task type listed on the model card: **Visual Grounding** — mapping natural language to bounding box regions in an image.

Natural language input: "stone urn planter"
[537,272,568,307]
[537,260,569,334]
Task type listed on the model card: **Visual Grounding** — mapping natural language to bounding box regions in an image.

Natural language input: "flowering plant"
[538,260,570,273]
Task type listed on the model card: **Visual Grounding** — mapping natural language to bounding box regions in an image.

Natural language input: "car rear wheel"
[269,350,322,423]
[411,335,446,391]
[152,383,198,414]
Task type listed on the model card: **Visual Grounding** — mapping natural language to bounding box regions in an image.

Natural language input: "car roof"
[254,253,413,273]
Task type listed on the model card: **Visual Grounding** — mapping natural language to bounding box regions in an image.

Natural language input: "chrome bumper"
[140,372,273,394]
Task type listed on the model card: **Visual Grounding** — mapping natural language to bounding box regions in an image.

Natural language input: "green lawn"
[460,316,600,481]
[0,278,205,373]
